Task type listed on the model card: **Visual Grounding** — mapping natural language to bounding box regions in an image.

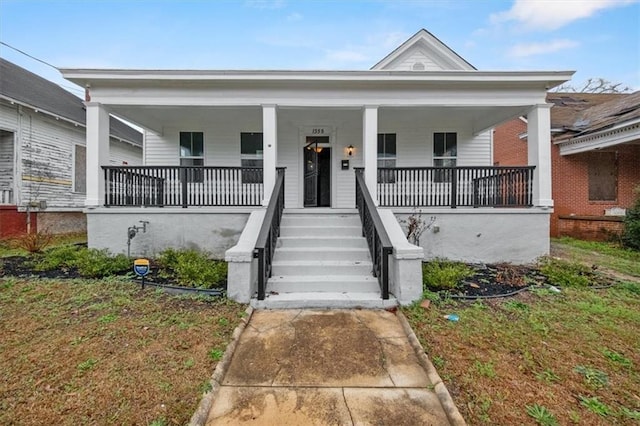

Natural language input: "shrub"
[623,186,640,250]
[74,249,130,278]
[32,244,81,271]
[157,248,227,289]
[539,258,592,287]
[423,259,473,291]
[14,230,53,253]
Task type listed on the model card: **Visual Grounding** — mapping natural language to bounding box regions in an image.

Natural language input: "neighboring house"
[494,92,640,241]
[60,29,572,307]
[0,58,143,238]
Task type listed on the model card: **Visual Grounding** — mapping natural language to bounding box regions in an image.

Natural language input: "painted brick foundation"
[0,206,36,239]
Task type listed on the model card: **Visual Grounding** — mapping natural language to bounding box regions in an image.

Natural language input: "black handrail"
[253,168,286,300]
[354,169,392,300]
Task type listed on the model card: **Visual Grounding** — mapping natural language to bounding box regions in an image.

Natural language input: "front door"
[304,136,331,207]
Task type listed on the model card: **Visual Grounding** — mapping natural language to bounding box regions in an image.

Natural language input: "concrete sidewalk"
[194,309,464,425]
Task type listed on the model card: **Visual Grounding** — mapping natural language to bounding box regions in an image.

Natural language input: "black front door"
[304,137,331,207]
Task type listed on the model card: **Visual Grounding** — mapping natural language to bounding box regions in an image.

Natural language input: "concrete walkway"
[195,309,464,425]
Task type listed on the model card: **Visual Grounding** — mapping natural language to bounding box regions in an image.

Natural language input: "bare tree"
[553,78,632,94]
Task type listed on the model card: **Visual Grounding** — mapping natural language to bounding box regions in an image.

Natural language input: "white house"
[0,58,143,237]
[60,30,573,308]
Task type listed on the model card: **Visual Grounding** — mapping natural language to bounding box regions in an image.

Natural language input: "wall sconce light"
[347,145,354,156]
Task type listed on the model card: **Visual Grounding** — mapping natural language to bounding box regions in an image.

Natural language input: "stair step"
[281,214,361,227]
[273,247,371,262]
[252,292,398,309]
[277,236,368,249]
[271,260,372,276]
[267,275,379,293]
[280,225,362,237]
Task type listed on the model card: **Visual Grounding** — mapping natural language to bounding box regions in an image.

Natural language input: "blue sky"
[1,0,639,98]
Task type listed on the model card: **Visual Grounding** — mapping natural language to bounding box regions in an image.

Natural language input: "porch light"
[315,147,324,153]
[347,145,354,156]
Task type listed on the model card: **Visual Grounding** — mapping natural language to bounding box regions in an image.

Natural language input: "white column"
[262,104,278,205]
[85,102,110,207]
[527,104,553,208]
[362,105,378,203]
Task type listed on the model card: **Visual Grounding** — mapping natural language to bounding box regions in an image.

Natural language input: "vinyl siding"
[110,139,143,165]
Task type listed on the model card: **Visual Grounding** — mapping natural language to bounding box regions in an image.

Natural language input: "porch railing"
[254,168,285,300]
[103,166,264,207]
[355,169,391,300]
[1,189,12,205]
[376,166,535,208]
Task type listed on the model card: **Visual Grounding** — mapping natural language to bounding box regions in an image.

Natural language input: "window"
[74,145,86,193]
[433,132,457,182]
[241,132,263,183]
[377,133,396,183]
[180,132,204,182]
[588,152,617,201]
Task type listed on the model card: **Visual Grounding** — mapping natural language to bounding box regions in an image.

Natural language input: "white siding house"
[61,29,573,307]
[0,58,142,236]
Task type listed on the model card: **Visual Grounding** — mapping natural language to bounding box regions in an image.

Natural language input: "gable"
[372,29,475,71]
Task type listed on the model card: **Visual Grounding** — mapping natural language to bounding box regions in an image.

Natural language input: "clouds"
[491,0,638,31]
[508,39,580,57]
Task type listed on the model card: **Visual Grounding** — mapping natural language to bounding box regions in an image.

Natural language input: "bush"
[32,246,129,278]
[623,186,640,250]
[423,259,473,291]
[32,245,81,271]
[157,248,227,289]
[539,258,592,287]
[14,230,53,253]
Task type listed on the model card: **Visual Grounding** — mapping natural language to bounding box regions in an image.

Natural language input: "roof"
[371,29,476,71]
[548,91,640,138]
[0,57,142,146]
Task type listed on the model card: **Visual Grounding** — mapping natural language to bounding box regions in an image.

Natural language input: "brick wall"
[557,216,625,241]
[494,118,640,240]
[0,206,36,239]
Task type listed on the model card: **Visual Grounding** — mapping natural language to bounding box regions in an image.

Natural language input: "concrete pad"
[206,387,352,425]
[354,309,407,338]
[380,337,431,387]
[344,388,450,426]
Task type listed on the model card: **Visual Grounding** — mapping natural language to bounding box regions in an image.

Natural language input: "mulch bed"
[457,263,550,298]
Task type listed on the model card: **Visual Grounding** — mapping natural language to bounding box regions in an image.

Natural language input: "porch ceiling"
[109,104,531,136]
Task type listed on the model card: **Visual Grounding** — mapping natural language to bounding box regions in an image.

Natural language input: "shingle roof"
[546,92,627,130]
[0,57,142,146]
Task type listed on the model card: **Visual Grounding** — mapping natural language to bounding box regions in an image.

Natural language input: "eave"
[556,117,640,155]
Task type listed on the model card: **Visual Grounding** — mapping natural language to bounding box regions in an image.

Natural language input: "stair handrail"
[254,168,286,300]
[354,168,392,299]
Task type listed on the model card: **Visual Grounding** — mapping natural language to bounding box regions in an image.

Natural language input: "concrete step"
[272,247,371,262]
[277,236,368,249]
[271,260,373,276]
[280,214,361,227]
[279,225,362,237]
[251,292,398,309]
[267,275,380,293]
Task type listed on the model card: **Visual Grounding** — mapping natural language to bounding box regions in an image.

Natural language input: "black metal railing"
[376,166,535,208]
[355,169,391,300]
[254,168,286,300]
[103,166,264,207]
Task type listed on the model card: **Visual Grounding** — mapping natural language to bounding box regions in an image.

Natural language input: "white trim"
[558,118,640,155]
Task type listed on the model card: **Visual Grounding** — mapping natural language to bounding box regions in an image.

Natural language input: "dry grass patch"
[404,284,640,425]
[0,277,246,425]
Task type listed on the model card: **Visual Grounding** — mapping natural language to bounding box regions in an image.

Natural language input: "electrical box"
[341,160,350,170]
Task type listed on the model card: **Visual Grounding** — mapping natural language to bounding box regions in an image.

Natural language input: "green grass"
[404,282,640,424]
[554,237,640,277]
[0,232,86,258]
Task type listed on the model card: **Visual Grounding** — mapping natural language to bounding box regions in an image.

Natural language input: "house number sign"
[303,126,331,138]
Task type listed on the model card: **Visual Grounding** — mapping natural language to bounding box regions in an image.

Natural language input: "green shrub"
[423,259,473,291]
[74,249,130,278]
[32,245,82,271]
[157,248,227,289]
[623,186,640,250]
[539,258,592,287]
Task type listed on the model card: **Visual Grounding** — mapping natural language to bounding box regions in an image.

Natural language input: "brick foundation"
[557,215,624,241]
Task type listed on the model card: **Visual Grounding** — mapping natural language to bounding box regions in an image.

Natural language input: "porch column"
[85,102,110,207]
[262,104,278,205]
[362,105,378,203]
[527,104,553,207]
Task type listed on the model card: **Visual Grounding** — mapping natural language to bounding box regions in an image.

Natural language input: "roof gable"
[371,29,475,71]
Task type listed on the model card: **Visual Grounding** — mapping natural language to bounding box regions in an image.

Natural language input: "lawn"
[0,277,246,425]
[405,240,640,425]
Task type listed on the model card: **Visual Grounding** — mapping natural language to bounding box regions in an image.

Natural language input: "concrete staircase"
[253,210,397,309]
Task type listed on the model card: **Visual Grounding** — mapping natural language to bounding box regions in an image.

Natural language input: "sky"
[1,0,639,98]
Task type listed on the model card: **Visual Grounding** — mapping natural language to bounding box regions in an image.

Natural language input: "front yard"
[0,278,246,425]
[405,239,640,425]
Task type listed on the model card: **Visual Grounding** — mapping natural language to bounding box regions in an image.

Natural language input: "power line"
[0,41,59,70]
